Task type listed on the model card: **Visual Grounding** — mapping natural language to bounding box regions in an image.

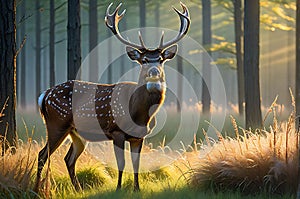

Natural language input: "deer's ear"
[162,44,178,60]
[126,46,141,61]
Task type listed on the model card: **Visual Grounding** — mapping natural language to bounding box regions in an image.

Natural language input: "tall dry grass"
[0,139,37,198]
[189,98,299,195]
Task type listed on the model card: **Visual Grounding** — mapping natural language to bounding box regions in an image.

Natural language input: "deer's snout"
[147,67,160,78]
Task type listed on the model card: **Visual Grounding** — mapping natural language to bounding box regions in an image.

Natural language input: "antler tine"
[159,31,165,49]
[105,3,125,33]
[138,31,146,49]
[105,3,145,50]
[159,2,190,50]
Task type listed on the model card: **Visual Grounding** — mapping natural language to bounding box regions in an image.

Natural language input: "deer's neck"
[129,83,165,126]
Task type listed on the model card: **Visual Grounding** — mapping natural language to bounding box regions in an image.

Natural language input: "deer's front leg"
[112,131,125,191]
[129,138,144,192]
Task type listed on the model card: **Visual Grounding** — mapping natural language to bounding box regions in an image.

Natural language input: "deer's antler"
[105,3,146,50]
[159,2,190,49]
[105,2,190,50]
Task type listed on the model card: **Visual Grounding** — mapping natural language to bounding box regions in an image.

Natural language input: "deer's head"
[105,2,190,92]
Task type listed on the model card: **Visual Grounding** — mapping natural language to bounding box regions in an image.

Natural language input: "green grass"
[4,102,295,199]
[48,167,294,199]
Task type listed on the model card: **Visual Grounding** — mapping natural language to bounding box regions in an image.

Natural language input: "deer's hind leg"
[35,125,70,192]
[64,129,86,191]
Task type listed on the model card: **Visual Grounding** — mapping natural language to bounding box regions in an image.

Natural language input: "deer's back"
[39,80,157,141]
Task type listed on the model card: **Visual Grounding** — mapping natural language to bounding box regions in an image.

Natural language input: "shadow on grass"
[86,186,294,199]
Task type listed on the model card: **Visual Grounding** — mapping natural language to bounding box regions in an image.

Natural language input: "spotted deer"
[34,2,190,192]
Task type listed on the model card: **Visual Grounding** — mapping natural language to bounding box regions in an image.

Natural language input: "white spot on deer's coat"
[38,91,46,108]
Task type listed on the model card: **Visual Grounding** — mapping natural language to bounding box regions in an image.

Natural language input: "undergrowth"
[189,96,299,196]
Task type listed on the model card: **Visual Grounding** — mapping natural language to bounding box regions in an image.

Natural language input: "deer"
[34,2,190,192]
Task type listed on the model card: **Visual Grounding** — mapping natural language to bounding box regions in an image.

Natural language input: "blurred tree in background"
[67,0,81,80]
[201,0,212,115]
[243,0,263,129]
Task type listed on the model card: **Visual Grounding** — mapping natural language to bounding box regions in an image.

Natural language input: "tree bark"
[202,0,212,114]
[67,0,81,80]
[233,0,244,115]
[35,0,41,103]
[20,0,26,109]
[89,0,98,82]
[49,0,55,87]
[243,0,262,129]
[0,0,17,149]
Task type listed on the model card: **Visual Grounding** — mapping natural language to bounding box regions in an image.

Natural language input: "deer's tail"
[38,91,47,119]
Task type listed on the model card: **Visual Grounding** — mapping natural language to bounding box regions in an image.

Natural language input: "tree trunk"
[67,0,81,80]
[155,1,160,41]
[243,0,262,129]
[120,15,127,77]
[140,0,146,28]
[139,0,146,42]
[89,0,98,82]
[177,47,183,112]
[296,1,300,196]
[49,0,55,87]
[20,0,26,109]
[201,0,212,114]
[36,0,41,103]
[0,0,17,149]
[296,0,300,132]
[107,30,112,84]
[233,0,244,115]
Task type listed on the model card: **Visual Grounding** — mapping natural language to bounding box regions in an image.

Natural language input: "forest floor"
[0,102,298,199]
[1,143,293,199]
[0,127,297,199]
